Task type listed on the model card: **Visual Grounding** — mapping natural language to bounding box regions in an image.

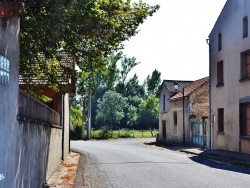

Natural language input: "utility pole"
[87,75,92,140]
[82,96,85,139]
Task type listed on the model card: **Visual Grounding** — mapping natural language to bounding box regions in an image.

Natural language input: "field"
[85,129,158,139]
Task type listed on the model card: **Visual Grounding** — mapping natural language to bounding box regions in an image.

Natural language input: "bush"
[70,126,83,140]
[99,125,111,139]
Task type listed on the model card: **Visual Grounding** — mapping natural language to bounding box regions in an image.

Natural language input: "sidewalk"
[145,141,250,168]
[46,152,80,188]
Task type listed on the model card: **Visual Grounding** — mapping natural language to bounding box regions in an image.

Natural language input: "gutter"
[61,94,65,160]
[207,38,213,150]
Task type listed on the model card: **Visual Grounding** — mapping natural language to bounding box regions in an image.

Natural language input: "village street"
[71,138,250,188]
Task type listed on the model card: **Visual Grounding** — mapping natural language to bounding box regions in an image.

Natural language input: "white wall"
[210,0,250,153]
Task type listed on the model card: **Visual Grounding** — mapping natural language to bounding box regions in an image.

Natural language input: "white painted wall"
[209,0,250,153]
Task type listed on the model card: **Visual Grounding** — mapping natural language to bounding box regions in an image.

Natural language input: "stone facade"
[158,77,209,146]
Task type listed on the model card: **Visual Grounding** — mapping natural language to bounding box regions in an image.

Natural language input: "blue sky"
[122,0,227,83]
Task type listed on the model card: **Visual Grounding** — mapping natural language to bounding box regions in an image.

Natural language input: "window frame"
[218,32,222,51]
[162,120,166,139]
[163,94,166,111]
[216,60,224,86]
[243,16,248,38]
[0,55,10,85]
[218,108,224,133]
[173,111,177,134]
[240,101,250,137]
[240,50,250,81]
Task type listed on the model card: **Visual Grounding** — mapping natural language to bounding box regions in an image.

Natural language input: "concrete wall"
[63,93,70,159]
[0,16,20,188]
[46,128,62,180]
[15,121,51,188]
[209,0,250,153]
[16,91,61,188]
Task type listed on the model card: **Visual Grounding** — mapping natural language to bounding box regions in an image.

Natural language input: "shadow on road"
[144,141,250,176]
[189,155,250,175]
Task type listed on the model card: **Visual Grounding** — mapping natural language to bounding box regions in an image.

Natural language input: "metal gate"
[191,120,207,147]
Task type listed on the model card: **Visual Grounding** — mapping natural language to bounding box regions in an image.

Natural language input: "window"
[218,32,222,51]
[0,55,10,85]
[162,120,166,139]
[217,61,224,86]
[218,108,224,132]
[174,111,177,134]
[241,50,250,79]
[243,16,248,38]
[240,102,250,136]
[163,95,165,111]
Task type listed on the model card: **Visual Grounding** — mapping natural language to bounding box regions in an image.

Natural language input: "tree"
[96,90,127,128]
[119,56,140,84]
[145,69,161,96]
[14,0,159,95]
[124,74,145,98]
[138,94,159,129]
[70,106,83,139]
[127,105,138,128]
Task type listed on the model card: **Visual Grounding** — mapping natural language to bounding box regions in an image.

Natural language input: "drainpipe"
[207,38,213,150]
[61,94,64,160]
[68,94,71,154]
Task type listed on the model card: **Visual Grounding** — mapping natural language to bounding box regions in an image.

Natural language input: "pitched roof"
[170,76,209,100]
[156,80,192,97]
[163,80,193,92]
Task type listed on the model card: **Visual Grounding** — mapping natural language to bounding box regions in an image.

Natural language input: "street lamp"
[173,82,185,145]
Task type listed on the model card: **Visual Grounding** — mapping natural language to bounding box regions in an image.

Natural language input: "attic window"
[0,55,10,85]
[218,32,222,51]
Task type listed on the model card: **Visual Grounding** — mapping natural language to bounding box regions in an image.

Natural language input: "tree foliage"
[15,0,159,93]
[137,94,159,129]
[145,69,161,96]
[96,90,127,128]
[73,51,161,130]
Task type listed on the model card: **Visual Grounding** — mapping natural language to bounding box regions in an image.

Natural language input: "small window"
[243,16,248,38]
[217,61,224,86]
[218,108,224,132]
[162,120,166,139]
[0,55,10,85]
[241,50,250,79]
[218,32,222,51]
[163,95,166,111]
[174,111,177,134]
[240,102,250,136]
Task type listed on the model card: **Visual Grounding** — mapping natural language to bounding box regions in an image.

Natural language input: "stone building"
[158,77,209,147]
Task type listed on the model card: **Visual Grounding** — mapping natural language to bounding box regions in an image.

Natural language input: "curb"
[180,150,250,169]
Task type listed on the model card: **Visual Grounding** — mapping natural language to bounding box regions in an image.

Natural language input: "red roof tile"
[0,2,23,18]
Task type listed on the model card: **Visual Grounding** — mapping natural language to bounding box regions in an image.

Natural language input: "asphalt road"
[71,138,250,188]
